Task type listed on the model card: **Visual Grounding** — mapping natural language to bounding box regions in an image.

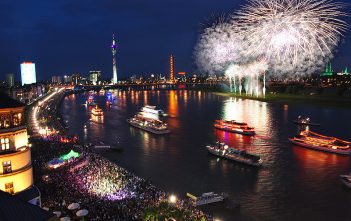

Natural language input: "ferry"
[127,113,170,134]
[289,130,351,155]
[91,105,103,117]
[293,116,320,126]
[187,192,227,206]
[206,142,263,166]
[86,95,96,106]
[214,120,255,135]
[340,174,351,188]
[141,105,166,116]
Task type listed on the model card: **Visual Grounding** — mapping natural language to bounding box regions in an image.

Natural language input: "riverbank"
[213,92,351,108]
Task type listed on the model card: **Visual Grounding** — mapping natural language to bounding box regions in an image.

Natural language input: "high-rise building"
[111,34,118,84]
[6,73,14,88]
[0,93,40,205]
[89,71,101,85]
[63,75,71,83]
[71,73,81,85]
[169,54,175,82]
[20,62,36,86]
[51,76,61,84]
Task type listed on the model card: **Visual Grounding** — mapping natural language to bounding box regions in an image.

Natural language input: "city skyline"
[1,0,351,82]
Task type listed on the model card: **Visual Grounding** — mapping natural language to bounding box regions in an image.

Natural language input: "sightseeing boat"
[127,113,170,134]
[86,95,96,106]
[206,142,263,167]
[91,105,103,117]
[289,130,351,155]
[293,116,320,126]
[141,105,166,116]
[340,174,351,188]
[187,192,228,206]
[214,120,255,135]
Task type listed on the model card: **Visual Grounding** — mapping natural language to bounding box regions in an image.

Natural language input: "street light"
[168,195,177,204]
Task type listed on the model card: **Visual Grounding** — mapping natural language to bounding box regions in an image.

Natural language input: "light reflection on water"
[62,90,351,221]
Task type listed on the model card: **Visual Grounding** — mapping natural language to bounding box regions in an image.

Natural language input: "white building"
[20,62,36,86]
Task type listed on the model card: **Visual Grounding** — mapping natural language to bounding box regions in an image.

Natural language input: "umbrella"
[76,209,89,217]
[67,203,80,210]
[53,211,62,217]
[60,217,71,221]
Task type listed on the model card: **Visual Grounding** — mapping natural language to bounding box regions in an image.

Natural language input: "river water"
[61,90,351,221]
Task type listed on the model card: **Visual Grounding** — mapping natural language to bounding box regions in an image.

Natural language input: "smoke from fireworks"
[195,0,348,80]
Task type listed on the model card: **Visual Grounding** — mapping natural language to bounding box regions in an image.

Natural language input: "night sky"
[0,0,350,81]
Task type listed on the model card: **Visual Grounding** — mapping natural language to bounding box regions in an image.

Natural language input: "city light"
[21,62,36,86]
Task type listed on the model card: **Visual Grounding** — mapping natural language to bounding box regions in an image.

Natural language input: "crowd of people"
[29,90,210,220]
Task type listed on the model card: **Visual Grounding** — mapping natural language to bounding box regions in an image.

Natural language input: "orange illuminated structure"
[289,130,351,155]
[169,54,175,83]
[214,120,255,136]
[91,105,104,117]
[0,93,40,205]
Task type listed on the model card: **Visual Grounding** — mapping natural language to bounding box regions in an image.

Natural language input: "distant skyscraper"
[51,76,62,84]
[111,34,118,84]
[89,71,101,85]
[169,54,175,82]
[20,62,36,86]
[6,73,14,88]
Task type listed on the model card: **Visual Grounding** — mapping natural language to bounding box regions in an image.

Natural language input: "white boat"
[127,113,170,134]
[340,174,351,188]
[187,192,227,206]
[141,105,166,116]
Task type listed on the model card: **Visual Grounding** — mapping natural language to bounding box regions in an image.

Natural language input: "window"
[13,113,23,126]
[1,138,9,151]
[5,182,14,194]
[2,161,11,174]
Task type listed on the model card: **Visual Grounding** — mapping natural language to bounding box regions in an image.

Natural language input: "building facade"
[0,94,40,205]
[51,76,62,84]
[21,62,37,86]
[89,71,101,85]
[6,73,14,88]
[169,54,175,83]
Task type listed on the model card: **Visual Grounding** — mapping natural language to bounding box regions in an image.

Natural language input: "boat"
[214,120,255,135]
[141,105,166,116]
[187,192,227,206]
[340,174,351,188]
[127,113,170,134]
[206,142,263,166]
[91,105,103,117]
[293,116,320,126]
[289,130,351,155]
[86,95,96,106]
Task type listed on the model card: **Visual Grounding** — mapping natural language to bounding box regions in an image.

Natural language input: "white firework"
[195,0,348,79]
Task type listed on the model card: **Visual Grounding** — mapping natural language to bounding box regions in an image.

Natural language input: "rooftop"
[0,93,25,109]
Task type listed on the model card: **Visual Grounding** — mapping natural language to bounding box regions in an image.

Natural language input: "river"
[61,89,351,221]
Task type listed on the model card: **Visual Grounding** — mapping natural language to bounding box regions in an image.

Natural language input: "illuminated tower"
[169,54,175,83]
[111,34,118,84]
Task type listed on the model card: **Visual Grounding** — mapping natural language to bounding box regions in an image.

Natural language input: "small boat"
[293,116,320,126]
[141,105,166,116]
[206,142,262,166]
[340,174,351,188]
[86,95,96,106]
[187,192,228,206]
[127,113,170,134]
[91,105,103,117]
[214,120,255,135]
[289,130,351,155]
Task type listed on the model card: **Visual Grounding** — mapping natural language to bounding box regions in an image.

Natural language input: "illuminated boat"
[293,116,320,126]
[127,113,170,134]
[214,120,255,135]
[86,95,96,106]
[187,192,227,206]
[91,105,103,116]
[141,105,166,116]
[289,130,351,155]
[206,142,262,166]
[340,174,351,188]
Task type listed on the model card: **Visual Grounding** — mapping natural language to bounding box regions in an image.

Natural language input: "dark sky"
[0,0,350,81]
